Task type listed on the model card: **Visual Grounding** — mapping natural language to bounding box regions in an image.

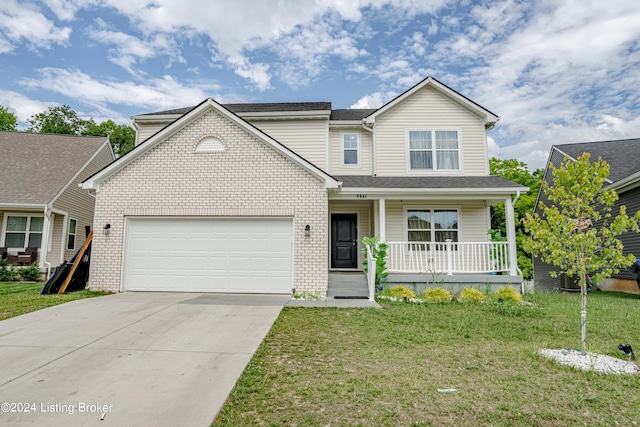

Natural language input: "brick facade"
[89,109,328,293]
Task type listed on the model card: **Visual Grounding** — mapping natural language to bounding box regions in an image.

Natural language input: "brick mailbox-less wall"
[89,109,329,294]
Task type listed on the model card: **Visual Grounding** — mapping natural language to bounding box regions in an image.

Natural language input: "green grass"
[0,281,110,321]
[215,291,640,426]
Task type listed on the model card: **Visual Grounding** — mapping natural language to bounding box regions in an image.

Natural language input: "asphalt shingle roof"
[143,102,332,116]
[334,175,528,190]
[0,131,108,205]
[555,138,640,183]
[143,102,377,121]
[330,109,378,120]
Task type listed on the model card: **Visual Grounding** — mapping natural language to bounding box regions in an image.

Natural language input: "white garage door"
[123,218,293,293]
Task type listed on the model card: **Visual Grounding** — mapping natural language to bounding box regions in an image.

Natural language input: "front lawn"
[215,292,640,426]
[0,282,110,321]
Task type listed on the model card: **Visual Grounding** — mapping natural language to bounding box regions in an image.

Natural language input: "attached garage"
[122,217,293,293]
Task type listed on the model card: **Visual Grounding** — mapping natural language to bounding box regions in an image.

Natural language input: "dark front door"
[331,214,358,269]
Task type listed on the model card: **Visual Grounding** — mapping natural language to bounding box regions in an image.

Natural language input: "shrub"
[493,286,522,302]
[459,287,485,302]
[381,285,415,300]
[18,263,41,282]
[423,287,452,303]
[0,258,15,282]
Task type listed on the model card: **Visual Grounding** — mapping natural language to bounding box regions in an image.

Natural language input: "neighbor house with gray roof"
[533,138,640,293]
[0,131,114,276]
[82,77,527,298]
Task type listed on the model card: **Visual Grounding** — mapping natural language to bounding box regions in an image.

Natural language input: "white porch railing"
[386,240,510,275]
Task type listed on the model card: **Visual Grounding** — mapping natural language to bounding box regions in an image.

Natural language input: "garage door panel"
[123,218,293,293]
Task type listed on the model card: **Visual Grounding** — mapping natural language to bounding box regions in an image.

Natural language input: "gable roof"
[363,76,499,128]
[553,138,640,183]
[83,99,340,191]
[0,131,111,205]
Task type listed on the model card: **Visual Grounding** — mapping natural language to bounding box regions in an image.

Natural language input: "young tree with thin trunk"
[523,153,640,355]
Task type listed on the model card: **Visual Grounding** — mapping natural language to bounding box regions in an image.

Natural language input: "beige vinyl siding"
[384,200,489,242]
[329,128,372,175]
[136,121,172,145]
[329,201,373,270]
[53,143,114,260]
[248,119,327,169]
[374,86,488,176]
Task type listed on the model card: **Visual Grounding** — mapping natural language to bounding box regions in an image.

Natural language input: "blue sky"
[1,0,639,170]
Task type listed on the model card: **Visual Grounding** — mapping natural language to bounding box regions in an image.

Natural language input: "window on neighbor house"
[3,215,43,249]
[342,133,359,165]
[67,219,77,250]
[408,130,459,170]
[407,209,458,247]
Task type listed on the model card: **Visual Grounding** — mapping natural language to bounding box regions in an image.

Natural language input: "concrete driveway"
[0,292,288,426]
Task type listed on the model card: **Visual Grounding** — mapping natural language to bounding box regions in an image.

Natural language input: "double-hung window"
[408,130,459,171]
[3,215,43,249]
[342,133,359,166]
[407,209,458,248]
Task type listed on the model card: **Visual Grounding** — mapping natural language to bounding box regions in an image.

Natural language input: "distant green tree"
[83,120,135,157]
[0,105,18,131]
[27,105,135,156]
[27,105,92,135]
[489,158,544,279]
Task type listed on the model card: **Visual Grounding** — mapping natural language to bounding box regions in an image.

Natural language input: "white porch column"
[40,207,52,274]
[505,196,518,275]
[379,198,386,242]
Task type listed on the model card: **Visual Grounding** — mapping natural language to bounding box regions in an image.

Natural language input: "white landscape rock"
[541,349,639,375]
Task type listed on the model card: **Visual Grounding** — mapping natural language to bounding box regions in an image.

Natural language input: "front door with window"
[331,214,358,269]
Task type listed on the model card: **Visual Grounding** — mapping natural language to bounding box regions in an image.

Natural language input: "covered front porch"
[328,175,528,299]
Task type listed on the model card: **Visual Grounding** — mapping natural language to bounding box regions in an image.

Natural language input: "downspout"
[362,122,375,175]
[513,190,521,205]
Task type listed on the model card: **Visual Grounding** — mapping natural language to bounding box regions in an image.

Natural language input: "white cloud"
[0,0,71,52]
[42,0,97,21]
[18,67,230,114]
[349,91,397,109]
[0,90,56,124]
[89,24,185,77]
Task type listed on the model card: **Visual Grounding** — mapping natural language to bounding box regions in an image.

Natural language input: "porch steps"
[327,272,369,298]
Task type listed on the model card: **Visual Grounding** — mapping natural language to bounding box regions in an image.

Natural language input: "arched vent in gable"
[195,137,225,153]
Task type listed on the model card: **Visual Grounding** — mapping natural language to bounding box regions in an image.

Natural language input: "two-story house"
[82,77,527,297]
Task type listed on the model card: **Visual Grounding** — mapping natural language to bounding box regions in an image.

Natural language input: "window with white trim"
[408,130,459,170]
[342,133,359,165]
[67,219,77,250]
[3,215,43,249]
[407,209,458,244]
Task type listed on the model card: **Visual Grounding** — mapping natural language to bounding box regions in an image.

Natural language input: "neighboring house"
[533,138,640,293]
[0,131,115,275]
[82,77,527,296]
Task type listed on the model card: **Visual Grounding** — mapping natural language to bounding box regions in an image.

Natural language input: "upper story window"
[342,133,359,166]
[2,215,43,249]
[408,130,459,171]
